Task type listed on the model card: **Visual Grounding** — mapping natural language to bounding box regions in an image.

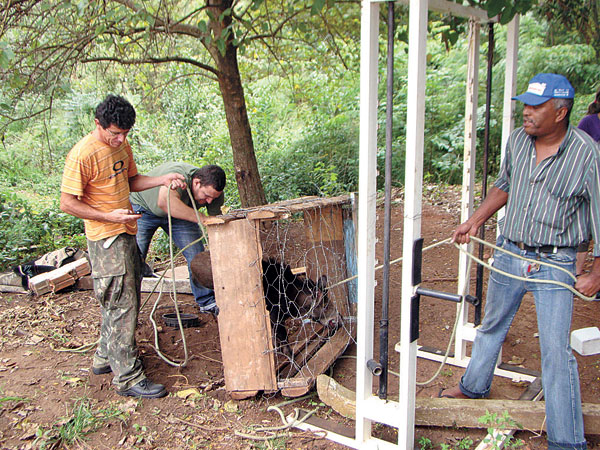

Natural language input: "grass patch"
[34,397,128,449]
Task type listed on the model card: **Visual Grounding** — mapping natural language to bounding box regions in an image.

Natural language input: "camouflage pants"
[88,234,145,390]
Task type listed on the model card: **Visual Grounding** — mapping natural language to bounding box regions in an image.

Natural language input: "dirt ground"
[1,185,599,450]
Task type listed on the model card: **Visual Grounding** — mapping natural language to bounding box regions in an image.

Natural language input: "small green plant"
[34,397,128,449]
[0,394,30,406]
[132,423,148,444]
[457,437,473,449]
[478,410,524,450]
[418,436,433,450]
[252,435,288,449]
[440,367,454,377]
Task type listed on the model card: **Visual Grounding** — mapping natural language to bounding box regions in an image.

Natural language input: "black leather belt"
[508,239,558,254]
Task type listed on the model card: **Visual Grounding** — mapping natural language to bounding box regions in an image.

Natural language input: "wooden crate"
[205,195,355,399]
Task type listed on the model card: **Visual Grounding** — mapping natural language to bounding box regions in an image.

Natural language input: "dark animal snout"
[262,258,331,357]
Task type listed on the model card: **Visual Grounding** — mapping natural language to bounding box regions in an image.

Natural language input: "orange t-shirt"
[61,133,139,241]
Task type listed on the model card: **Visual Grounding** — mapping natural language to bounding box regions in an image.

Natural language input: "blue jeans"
[131,204,215,308]
[460,236,586,450]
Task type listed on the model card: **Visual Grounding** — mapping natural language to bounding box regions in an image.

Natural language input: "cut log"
[28,259,91,295]
[316,375,600,434]
[0,285,28,294]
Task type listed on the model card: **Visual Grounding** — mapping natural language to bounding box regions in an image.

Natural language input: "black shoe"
[117,379,167,399]
[92,365,112,375]
[142,262,157,278]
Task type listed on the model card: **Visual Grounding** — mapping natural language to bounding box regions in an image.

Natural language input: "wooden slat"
[208,219,278,393]
[275,323,325,371]
[203,216,227,225]
[290,266,306,275]
[304,205,351,321]
[246,210,280,220]
[72,275,193,294]
[229,390,260,400]
[278,377,313,391]
[278,326,329,379]
[204,195,352,227]
[280,327,351,397]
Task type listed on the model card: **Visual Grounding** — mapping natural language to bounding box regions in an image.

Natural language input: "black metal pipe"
[367,359,383,376]
[378,1,395,400]
[475,23,494,326]
[415,287,463,303]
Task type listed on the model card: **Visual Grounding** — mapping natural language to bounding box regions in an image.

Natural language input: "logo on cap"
[527,82,546,96]
[553,88,571,98]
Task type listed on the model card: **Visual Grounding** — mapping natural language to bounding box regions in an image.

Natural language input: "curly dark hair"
[192,165,226,192]
[587,88,600,115]
[95,95,136,130]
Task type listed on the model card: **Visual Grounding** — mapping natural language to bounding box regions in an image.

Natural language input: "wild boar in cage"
[191,252,341,356]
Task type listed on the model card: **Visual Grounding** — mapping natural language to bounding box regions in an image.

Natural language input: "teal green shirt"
[130,162,224,218]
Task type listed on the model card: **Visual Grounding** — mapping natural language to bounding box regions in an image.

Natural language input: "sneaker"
[197,301,219,316]
[91,365,112,375]
[117,379,167,399]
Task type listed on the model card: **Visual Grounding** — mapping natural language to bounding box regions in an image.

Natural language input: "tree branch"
[82,56,220,79]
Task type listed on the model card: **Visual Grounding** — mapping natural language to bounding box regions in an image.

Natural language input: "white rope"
[465,235,596,302]
[146,183,210,368]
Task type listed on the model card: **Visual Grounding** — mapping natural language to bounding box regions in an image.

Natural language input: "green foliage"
[478,410,524,450]
[534,0,600,58]
[0,4,597,262]
[0,394,30,404]
[418,436,433,450]
[0,192,85,270]
[456,437,474,449]
[252,435,288,450]
[34,397,128,449]
[248,69,360,201]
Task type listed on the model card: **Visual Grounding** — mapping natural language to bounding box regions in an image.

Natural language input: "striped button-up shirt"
[495,125,600,255]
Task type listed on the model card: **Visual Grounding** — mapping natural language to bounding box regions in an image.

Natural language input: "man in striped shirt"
[439,74,600,450]
[60,95,186,399]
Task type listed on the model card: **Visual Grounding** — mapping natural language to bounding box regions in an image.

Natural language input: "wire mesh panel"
[203,195,356,398]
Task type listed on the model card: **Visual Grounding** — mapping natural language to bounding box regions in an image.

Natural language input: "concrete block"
[571,327,600,356]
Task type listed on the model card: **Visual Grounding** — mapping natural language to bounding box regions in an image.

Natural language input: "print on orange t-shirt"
[61,134,138,241]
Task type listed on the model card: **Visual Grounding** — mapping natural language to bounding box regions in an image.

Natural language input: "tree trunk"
[216,48,266,208]
[208,1,266,208]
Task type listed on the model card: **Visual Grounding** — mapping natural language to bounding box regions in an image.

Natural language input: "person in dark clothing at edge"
[60,95,186,399]
[575,86,600,275]
[129,162,226,315]
[438,74,600,450]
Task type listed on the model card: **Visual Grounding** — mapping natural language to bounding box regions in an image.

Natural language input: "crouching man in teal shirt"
[130,162,225,315]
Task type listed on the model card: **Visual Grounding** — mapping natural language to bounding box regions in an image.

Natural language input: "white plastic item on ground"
[571,327,600,356]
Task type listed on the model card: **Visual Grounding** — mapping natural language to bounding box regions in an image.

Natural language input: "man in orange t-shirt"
[60,95,185,399]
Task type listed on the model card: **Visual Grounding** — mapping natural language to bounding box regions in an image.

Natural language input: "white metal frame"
[416,14,528,384]
[294,1,523,448]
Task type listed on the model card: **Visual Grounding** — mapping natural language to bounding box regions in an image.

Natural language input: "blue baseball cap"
[512,73,574,106]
